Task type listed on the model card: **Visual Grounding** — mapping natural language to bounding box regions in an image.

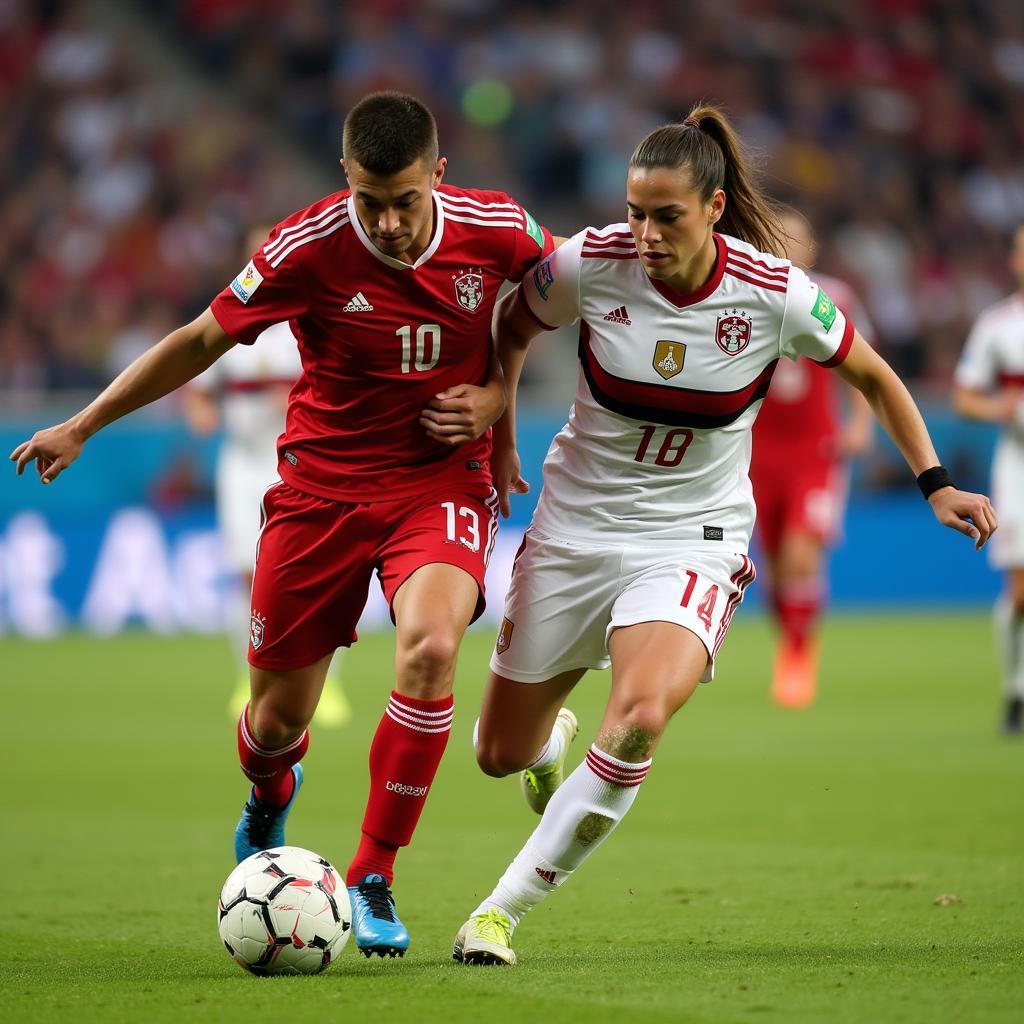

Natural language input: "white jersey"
[519,228,854,552]
[954,293,1024,567]
[954,294,1024,458]
[193,320,302,571]
[193,320,302,459]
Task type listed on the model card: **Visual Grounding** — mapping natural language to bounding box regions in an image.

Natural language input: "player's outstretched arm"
[10,308,235,484]
[836,332,997,549]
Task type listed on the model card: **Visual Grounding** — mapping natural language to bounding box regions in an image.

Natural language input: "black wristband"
[916,465,953,500]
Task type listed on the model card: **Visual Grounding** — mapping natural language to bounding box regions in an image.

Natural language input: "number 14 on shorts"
[681,569,719,631]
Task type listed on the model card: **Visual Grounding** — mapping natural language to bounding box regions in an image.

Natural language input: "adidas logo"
[603,305,631,325]
[343,291,373,312]
[535,867,557,885]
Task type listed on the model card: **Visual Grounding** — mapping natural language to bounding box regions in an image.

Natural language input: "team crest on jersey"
[715,310,752,356]
[250,611,266,651]
[496,617,514,654]
[453,269,484,311]
[653,341,686,380]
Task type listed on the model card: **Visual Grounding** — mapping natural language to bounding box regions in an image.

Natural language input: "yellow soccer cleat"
[314,678,352,729]
[228,675,250,719]
[520,707,579,814]
[452,908,516,966]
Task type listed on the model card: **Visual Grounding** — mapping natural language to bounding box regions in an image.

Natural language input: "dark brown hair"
[630,103,785,257]
[343,92,438,176]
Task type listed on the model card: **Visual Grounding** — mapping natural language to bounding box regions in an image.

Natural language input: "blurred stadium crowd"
[2,0,1023,407]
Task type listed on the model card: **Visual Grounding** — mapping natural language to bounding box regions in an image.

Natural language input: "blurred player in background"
[185,226,349,728]
[450,105,996,966]
[954,223,1024,734]
[11,92,557,958]
[749,210,874,709]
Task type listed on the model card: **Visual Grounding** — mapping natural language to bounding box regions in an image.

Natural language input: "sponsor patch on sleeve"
[523,208,544,249]
[532,258,555,300]
[810,286,837,332]
[230,261,264,304]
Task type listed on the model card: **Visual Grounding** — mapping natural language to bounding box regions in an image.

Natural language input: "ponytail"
[630,103,785,257]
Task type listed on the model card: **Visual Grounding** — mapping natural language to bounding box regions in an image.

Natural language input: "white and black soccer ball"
[217,847,351,975]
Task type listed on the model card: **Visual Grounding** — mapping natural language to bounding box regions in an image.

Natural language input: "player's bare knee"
[247,701,309,750]
[474,742,523,778]
[397,630,460,693]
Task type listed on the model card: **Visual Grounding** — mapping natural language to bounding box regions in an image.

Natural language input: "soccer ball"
[217,847,352,975]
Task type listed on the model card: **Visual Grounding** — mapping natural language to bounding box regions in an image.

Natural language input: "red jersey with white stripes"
[210,186,553,502]
[752,272,872,465]
[517,227,855,551]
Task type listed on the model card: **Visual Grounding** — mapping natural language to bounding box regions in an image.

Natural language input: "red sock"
[776,578,823,653]
[237,704,308,807]
[346,691,454,886]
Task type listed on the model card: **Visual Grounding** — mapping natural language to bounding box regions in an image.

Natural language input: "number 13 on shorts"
[441,501,481,552]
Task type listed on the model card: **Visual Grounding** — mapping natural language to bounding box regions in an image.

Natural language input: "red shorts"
[248,479,499,670]
[750,458,848,557]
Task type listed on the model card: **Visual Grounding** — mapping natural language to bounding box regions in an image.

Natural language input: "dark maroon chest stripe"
[999,372,1024,387]
[577,323,778,428]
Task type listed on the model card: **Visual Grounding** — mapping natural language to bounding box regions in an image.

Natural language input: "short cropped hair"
[342,92,439,175]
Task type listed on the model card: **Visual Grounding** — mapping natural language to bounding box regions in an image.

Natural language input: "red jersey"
[210,185,554,501]
[751,272,868,465]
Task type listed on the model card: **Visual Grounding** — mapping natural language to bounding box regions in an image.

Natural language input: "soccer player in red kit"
[10,92,555,958]
[749,210,873,708]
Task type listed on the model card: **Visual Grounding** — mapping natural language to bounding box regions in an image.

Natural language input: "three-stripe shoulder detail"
[263,203,350,268]
[724,247,789,294]
[582,228,636,260]
[438,193,525,230]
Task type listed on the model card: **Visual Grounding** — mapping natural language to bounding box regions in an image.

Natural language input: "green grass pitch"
[2,613,1022,1023]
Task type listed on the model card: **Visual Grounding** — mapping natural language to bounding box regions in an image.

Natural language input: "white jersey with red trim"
[955,292,1024,567]
[519,227,855,551]
[955,293,1024,459]
[193,320,302,456]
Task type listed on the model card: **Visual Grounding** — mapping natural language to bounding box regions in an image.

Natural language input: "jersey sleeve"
[516,230,586,332]
[503,196,556,282]
[780,265,856,367]
[209,230,308,346]
[954,313,1000,391]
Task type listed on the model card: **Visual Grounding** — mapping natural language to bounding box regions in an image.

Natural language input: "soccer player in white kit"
[452,105,997,965]
[186,227,349,725]
[954,223,1024,734]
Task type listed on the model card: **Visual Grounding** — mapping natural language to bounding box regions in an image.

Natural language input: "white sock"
[994,597,1024,699]
[474,745,651,927]
[525,718,570,771]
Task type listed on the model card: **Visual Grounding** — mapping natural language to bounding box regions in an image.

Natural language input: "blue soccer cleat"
[233,763,304,863]
[347,873,410,958]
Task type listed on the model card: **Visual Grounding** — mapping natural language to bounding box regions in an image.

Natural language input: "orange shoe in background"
[771,640,819,709]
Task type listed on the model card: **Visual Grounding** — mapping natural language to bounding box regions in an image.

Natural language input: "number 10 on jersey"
[397,324,441,373]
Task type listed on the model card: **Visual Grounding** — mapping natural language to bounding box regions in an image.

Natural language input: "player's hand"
[419,381,506,446]
[928,487,997,551]
[492,441,529,518]
[9,420,87,484]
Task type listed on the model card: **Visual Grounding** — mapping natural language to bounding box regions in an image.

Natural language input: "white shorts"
[991,445,1024,570]
[216,447,280,573]
[490,528,756,684]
